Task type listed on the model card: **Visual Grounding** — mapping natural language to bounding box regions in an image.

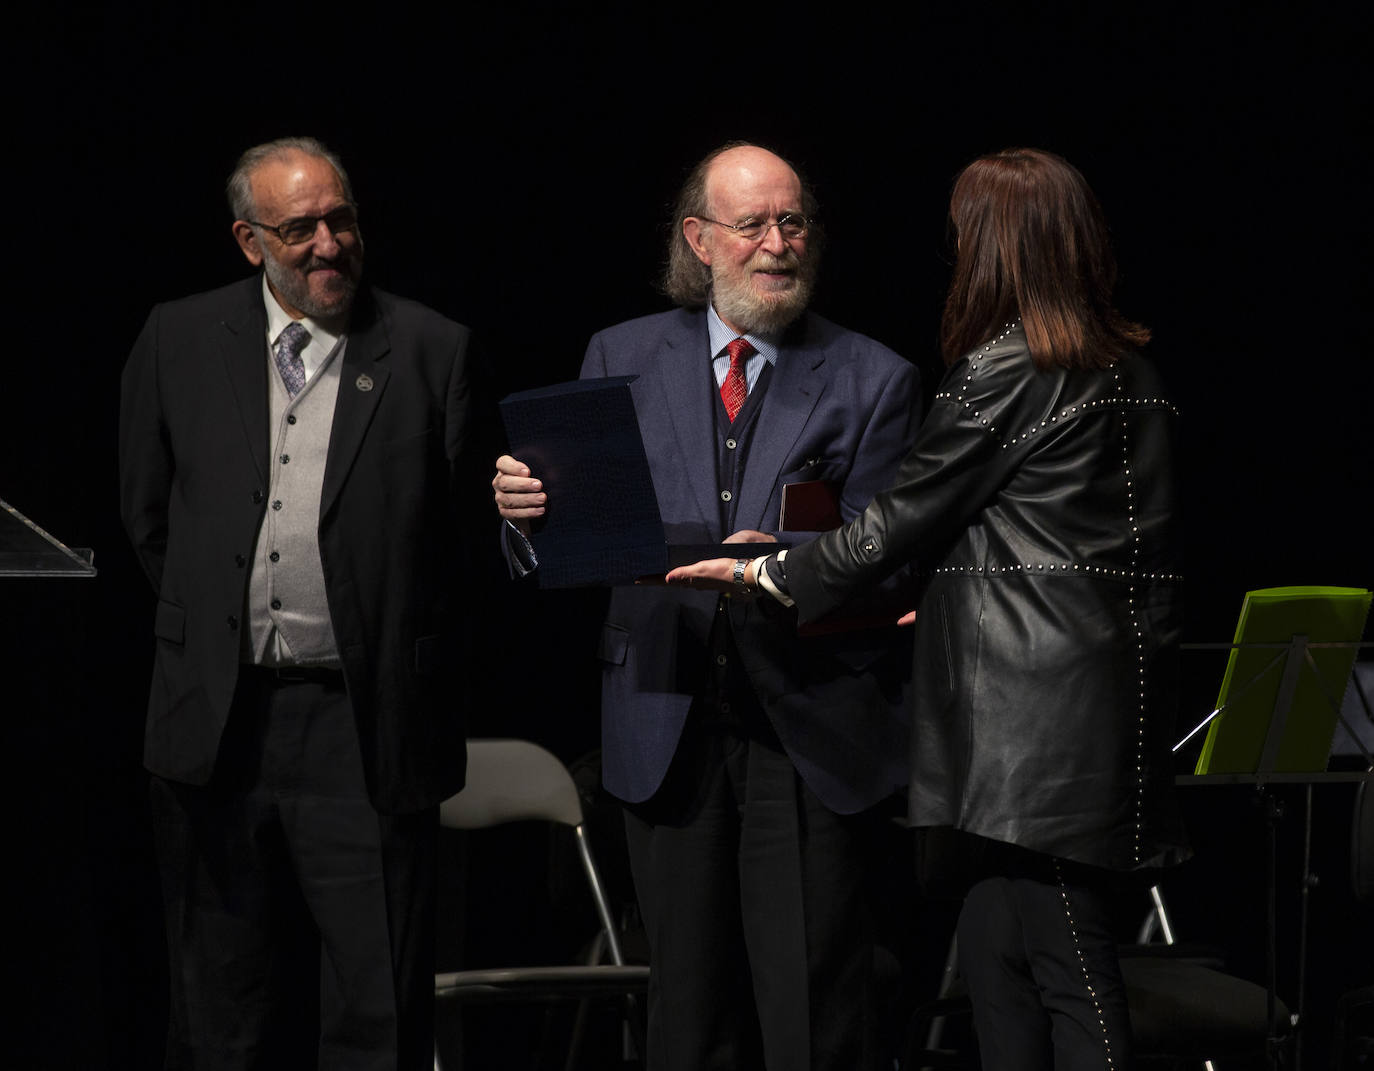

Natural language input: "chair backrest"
[440,739,584,830]
[438,738,631,968]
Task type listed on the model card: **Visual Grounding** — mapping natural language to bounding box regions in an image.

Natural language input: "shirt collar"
[706,302,779,366]
[261,275,346,372]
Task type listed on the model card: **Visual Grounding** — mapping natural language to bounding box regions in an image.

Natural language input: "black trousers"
[624,708,881,1071]
[149,668,438,1071]
[953,842,1133,1071]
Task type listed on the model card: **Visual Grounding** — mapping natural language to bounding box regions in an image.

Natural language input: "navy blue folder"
[499,377,772,588]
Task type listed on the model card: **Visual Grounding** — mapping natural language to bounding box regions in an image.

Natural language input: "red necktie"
[720,338,754,422]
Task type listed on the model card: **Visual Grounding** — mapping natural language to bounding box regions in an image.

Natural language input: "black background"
[8,4,1370,1068]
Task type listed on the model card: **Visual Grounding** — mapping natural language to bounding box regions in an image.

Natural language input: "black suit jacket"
[120,275,482,813]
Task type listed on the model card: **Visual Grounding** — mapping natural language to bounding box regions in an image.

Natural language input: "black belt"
[241,664,345,687]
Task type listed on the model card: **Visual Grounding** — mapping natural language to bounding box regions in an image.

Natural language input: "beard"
[261,246,361,320]
[709,247,818,335]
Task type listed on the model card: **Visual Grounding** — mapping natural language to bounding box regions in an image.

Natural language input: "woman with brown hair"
[670,148,1190,1069]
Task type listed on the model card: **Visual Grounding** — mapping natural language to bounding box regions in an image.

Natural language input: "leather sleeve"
[787,341,1042,624]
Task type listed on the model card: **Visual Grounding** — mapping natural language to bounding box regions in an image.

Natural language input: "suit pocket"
[780,459,840,486]
[154,599,185,644]
[597,623,629,666]
[414,633,453,676]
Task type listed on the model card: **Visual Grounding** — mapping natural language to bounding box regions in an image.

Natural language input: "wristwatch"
[733,558,751,596]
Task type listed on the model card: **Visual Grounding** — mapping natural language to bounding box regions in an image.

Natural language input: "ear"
[232,220,264,267]
[682,218,712,266]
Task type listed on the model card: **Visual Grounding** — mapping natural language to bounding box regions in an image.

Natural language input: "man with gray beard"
[121,137,486,1070]
[493,143,921,1070]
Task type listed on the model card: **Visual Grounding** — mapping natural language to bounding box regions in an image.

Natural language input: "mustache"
[304,254,355,272]
[749,249,800,272]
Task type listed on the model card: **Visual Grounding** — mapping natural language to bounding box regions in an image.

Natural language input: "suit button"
[226,615,238,630]
[269,551,280,563]
[270,598,282,610]
[725,438,737,450]
[280,454,290,465]
[287,414,297,425]
[234,554,246,567]
[271,500,282,511]
[720,490,732,502]
[715,654,727,666]
[251,490,263,504]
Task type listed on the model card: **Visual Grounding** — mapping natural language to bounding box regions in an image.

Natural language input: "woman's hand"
[664,556,756,591]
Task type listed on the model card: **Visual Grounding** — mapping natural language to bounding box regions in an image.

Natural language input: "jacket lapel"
[218,278,270,485]
[322,290,391,519]
[655,313,722,538]
[734,320,826,533]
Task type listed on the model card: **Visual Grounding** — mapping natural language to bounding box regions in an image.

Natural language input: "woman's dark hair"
[940,148,1149,369]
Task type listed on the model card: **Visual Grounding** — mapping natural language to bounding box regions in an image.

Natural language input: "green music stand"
[1193,586,1371,776]
[1177,586,1371,1069]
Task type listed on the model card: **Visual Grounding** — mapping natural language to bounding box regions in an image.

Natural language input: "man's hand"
[492,455,546,537]
[723,529,776,545]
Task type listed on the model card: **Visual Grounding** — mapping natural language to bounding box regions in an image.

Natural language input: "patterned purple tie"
[273,322,310,398]
[720,338,754,422]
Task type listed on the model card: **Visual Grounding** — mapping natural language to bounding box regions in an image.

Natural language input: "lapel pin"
[355,373,374,392]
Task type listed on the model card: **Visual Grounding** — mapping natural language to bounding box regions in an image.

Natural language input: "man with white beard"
[494,143,920,1070]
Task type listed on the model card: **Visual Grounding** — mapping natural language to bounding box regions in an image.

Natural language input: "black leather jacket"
[788,323,1189,871]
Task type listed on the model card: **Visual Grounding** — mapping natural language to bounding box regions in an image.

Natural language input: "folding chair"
[433,739,649,1071]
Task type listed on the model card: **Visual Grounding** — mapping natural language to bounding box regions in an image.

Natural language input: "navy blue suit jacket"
[584,307,921,814]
